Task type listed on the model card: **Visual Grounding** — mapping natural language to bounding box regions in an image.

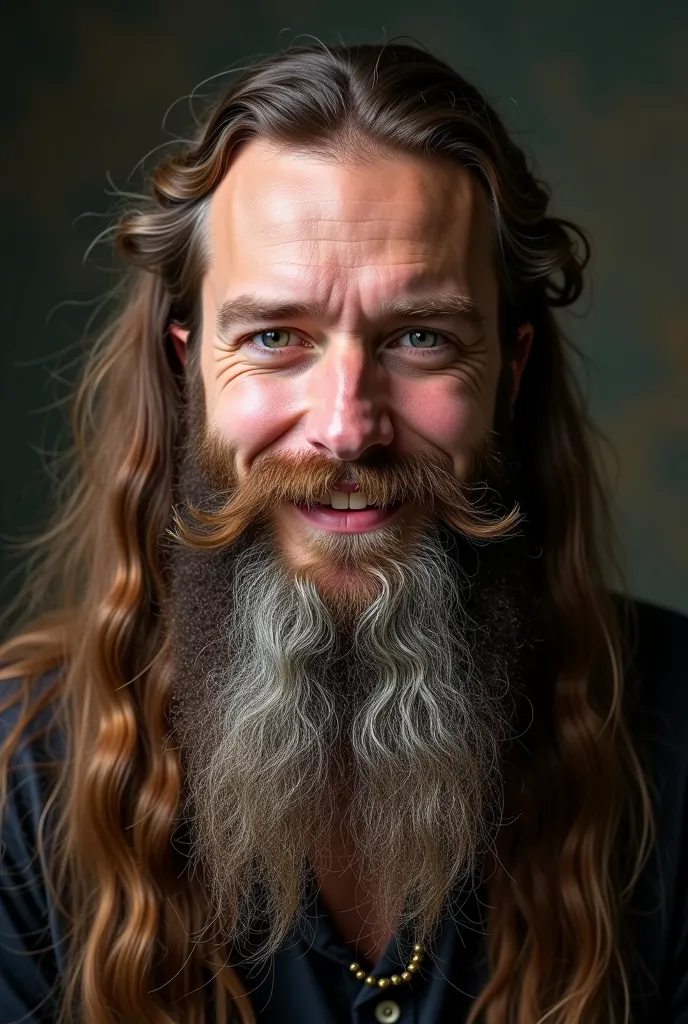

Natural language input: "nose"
[303,337,393,461]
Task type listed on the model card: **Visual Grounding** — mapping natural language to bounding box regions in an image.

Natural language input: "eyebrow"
[215,291,486,336]
[377,294,486,325]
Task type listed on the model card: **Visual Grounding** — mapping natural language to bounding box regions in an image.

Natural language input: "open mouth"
[293,489,404,532]
[305,490,401,512]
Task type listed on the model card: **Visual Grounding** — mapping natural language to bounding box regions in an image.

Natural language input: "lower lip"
[295,502,403,533]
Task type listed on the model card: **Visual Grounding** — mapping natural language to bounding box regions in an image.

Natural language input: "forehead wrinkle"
[207,146,498,336]
[211,140,490,246]
[251,236,446,253]
[241,185,474,250]
[248,212,459,254]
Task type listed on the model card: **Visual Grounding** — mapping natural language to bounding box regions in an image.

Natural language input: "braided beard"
[167,379,541,965]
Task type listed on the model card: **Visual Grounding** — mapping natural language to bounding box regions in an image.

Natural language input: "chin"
[301,561,384,620]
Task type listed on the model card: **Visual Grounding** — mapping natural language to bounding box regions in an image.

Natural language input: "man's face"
[176,140,529,592]
[169,141,538,950]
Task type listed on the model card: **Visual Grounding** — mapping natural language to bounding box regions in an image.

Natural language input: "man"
[0,41,686,1024]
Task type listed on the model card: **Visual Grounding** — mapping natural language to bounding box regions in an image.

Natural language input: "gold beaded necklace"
[348,943,425,990]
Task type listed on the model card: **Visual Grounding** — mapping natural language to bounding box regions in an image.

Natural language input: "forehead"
[205,139,496,314]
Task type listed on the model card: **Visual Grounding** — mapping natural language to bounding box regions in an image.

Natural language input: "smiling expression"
[172,139,531,571]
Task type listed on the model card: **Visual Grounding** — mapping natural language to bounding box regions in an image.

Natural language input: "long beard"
[169,511,538,965]
[167,363,540,964]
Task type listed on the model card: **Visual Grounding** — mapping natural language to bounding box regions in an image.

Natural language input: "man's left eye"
[251,329,292,349]
[396,330,442,349]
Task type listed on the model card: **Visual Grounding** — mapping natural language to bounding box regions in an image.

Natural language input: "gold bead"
[413,943,424,953]
[349,962,360,973]
[411,952,423,963]
[406,962,418,973]
[365,975,377,986]
[377,977,391,989]
[355,970,366,980]
[401,971,412,982]
[390,974,402,986]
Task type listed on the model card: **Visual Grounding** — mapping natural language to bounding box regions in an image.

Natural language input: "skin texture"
[172,140,532,574]
[170,140,533,963]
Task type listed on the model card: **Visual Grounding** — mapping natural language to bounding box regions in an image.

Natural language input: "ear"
[169,324,190,368]
[509,322,534,416]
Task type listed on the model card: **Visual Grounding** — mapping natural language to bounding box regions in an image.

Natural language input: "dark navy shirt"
[2,598,688,1023]
[234,880,489,1024]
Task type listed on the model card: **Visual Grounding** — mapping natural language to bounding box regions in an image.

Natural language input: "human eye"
[248,329,295,351]
[390,329,454,353]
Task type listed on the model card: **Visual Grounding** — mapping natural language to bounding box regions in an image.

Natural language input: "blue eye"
[252,329,292,349]
[398,330,440,349]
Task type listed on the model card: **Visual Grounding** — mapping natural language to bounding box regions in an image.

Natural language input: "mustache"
[171,427,522,551]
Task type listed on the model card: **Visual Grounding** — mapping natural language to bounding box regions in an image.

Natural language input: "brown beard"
[166,362,542,965]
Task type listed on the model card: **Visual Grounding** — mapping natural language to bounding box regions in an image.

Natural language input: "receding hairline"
[228,125,473,174]
[190,131,501,342]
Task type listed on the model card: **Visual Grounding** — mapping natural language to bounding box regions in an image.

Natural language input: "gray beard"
[168,509,539,965]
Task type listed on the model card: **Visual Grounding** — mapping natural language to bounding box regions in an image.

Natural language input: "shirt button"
[374,1000,401,1023]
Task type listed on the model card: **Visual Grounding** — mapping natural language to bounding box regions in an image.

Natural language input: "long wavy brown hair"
[0,42,654,1023]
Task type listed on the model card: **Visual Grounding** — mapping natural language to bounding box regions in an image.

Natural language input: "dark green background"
[2,0,687,615]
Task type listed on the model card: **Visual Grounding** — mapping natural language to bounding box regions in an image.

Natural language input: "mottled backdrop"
[1,0,686,615]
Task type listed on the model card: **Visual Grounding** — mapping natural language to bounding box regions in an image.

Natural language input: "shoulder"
[623,597,688,711]
[619,599,688,1011]
[0,671,68,1006]
[0,670,66,889]
[617,596,688,811]
[0,669,66,770]
[619,597,688,779]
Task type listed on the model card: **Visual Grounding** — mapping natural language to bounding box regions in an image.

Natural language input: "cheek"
[396,379,488,457]
[206,372,300,462]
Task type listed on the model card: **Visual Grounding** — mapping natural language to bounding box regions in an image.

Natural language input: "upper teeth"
[326,490,369,510]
